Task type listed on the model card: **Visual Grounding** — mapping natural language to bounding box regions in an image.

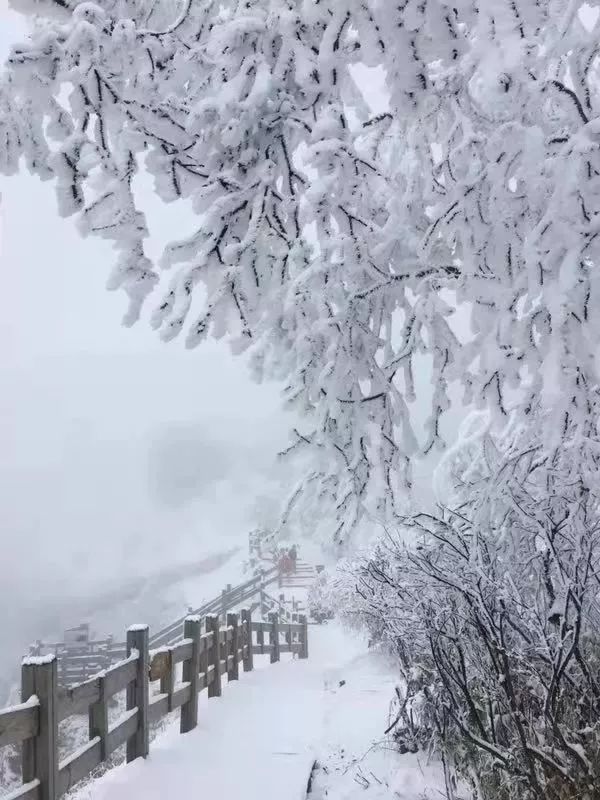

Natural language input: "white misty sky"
[0,2,463,684]
[0,4,291,678]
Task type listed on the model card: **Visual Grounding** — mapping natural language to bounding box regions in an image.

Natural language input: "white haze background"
[0,1,294,685]
[0,0,465,689]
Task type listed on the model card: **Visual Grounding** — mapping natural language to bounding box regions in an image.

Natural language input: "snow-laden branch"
[3,0,600,542]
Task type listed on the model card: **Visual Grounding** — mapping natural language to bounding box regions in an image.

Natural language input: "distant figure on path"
[289,544,298,573]
[278,550,293,576]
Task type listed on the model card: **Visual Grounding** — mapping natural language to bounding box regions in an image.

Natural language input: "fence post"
[160,649,175,712]
[299,614,309,659]
[241,608,253,672]
[268,612,280,663]
[181,616,201,733]
[199,619,209,694]
[221,589,227,622]
[226,613,239,681]
[89,674,108,760]
[126,625,149,762]
[21,655,58,800]
[206,615,222,698]
[259,569,266,616]
[222,584,232,622]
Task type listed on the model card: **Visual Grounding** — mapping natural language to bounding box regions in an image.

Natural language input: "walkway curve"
[71,632,338,800]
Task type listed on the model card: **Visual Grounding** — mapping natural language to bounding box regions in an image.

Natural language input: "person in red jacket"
[278,550,293,575]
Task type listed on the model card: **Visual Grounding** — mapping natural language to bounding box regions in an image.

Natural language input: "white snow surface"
[308,630,445,799]
[70,624,443,800]
[0,694,39,714]
[21,654,55,666]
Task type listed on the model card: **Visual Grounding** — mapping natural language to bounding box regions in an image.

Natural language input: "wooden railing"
[28,567,283,687]
[0,609,308,800]
[259,588,301,621]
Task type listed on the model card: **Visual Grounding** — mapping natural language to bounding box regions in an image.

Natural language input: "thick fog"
[0,4,467,690]
[0,6,294,686]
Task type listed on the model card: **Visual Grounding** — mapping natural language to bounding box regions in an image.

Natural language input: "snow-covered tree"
[3,0,600,543]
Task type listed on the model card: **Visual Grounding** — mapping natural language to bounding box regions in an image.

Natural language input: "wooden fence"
[0,608,308,800]
[27,567,294,687]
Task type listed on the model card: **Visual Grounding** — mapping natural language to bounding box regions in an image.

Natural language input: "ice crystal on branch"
[3,0,600,542]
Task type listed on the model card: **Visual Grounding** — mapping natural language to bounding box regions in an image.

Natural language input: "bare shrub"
[342,419,600,800]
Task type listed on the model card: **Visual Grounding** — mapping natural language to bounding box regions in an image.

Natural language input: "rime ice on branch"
[2,0,600,542]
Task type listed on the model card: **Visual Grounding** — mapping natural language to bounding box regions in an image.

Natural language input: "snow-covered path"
[70,628,343,800]
[71,625,443,800]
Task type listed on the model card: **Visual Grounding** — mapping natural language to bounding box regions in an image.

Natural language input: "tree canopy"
[3,0,600,543]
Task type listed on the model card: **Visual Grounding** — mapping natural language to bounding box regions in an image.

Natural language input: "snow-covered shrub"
[307,569,335,624]
[340,414,600,800]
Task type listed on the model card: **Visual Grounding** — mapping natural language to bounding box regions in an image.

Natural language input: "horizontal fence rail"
[27,567,291,688]
[1,609,309,800]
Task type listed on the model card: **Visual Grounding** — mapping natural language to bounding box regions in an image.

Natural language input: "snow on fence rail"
[0,609,309,800]
[27,567,291,688]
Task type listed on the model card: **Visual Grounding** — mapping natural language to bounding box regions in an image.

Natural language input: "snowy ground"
[307,626,445,800]
[70,624,444,800]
